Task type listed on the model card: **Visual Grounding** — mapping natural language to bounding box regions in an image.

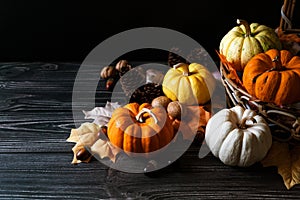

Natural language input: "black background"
[0,0,288,63]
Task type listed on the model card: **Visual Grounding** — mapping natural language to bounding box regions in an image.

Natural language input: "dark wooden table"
[1,62,299,199]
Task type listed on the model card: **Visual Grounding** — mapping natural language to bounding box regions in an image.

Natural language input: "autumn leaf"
[67,121,122,163]
[172,106,211,141]
[66,122,100,164]
[67,122,100,143]
[83,101,122,126]
[216,51,244,88]
[70,142,93,164]
[261,141,300,190]
[90,139,120,163]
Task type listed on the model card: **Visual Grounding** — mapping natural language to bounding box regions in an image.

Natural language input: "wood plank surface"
[0,62,299,199]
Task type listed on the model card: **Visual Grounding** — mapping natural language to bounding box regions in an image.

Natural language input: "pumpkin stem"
[237,19,251,37]
[271,55,283,70]
[239,116,257,129]
[135,108,158,124]
[174,63,189,76]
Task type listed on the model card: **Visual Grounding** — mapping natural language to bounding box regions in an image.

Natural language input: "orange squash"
[107,102,175,155]
[243,49,300,105]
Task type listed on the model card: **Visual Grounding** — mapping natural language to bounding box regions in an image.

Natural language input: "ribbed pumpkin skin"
[205,105,272,167]
[107,103,175,154]
[219,21,282,71]
[243,49,300,105]
[162,63,215,105]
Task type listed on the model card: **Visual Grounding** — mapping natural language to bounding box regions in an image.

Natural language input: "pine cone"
[119,67,146,97]
[129,83,164,104]
[186,47,210,64]
[168,47,189,67]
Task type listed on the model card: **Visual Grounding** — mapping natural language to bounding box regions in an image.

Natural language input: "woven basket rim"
[280,0,300,33]
[219,61,300,142]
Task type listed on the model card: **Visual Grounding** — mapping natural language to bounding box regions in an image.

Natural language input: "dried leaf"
[173,106,211,141]
[277,27,300,55]
[91,139,120,163]
[83,101,122,126]
[261,141,300,189]
[67,122,100,164]
[70,143,92,164]
[216,51,243,87]
[67,122,100,143]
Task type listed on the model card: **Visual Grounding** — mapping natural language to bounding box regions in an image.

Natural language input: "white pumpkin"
[205,105,272,167]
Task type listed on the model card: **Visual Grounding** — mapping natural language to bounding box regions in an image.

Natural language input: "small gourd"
[107,102,175,155]
[205,105,272,167]
[243,49,300,105]
[219,19,282,71]
[162,63,216,105]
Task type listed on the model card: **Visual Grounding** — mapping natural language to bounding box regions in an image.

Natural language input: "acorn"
[167,101,186,120]
[151,96,171,110]
[97,125,108,140]
[115,60,132,76]
[106,78,115,90]
[100,65,118,79]
[76,148,92,161]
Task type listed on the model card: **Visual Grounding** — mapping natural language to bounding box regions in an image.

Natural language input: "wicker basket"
[220,0,300,143]
[277,0,300,55]
[280,0,299,33]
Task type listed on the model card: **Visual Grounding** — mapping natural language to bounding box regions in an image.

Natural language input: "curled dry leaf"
[90,139,120,163]
[83,101,122,126]
[67,121,121,164]
[261,141,300,190]
[171,105,211,141]
[67,122,100,164]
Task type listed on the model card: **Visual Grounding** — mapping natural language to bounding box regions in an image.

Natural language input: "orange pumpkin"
[107,102,175,155]
[243,49,300,105]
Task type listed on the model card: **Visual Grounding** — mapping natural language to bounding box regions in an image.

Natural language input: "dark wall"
[0,0,284,63]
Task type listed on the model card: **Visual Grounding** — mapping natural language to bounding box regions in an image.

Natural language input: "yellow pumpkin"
[162,63,216,105]
[219,19,282,71]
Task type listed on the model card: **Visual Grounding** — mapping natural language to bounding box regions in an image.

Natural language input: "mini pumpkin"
[162,63,216,105]
[107,102,175,155]
[243,49,300,105]
[219,19,282,71]
[205,105,272,167]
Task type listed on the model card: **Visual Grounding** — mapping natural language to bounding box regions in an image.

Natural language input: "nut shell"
[167,101,186,120]
[151,96,171,110]
[115,60,132,75]
[100,66,117,79]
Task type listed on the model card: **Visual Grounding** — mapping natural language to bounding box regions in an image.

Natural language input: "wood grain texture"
[0,62,299,199]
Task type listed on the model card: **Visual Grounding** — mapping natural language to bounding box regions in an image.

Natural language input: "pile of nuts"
[99,59,132,90]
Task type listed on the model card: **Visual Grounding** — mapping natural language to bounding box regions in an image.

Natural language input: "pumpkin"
[205,105,272,167]
[219,19,282,71]
[243,49,300,105]
[107,102,175,155]
[162,63,216,105]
